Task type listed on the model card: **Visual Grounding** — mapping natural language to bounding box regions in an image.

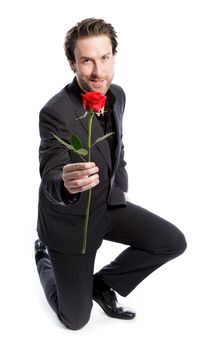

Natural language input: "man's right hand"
[62,162,100,194]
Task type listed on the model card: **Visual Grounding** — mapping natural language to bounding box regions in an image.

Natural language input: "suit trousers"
[36,201,187,330]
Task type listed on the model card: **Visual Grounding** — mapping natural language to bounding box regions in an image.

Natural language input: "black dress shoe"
[92,288,136,320]
[34,239,46,253]
[34,239,48,263]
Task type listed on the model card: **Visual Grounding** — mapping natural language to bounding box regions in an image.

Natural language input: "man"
[35,18,187,330]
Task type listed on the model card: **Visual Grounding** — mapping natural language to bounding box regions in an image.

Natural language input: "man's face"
[70,35,115,95]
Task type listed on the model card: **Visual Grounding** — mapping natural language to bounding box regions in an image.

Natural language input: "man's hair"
[64,18,118,62]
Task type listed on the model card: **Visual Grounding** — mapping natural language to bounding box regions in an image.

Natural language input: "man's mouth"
[90,79,105,84]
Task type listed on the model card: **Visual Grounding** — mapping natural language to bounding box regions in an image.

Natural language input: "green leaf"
[76,111,88,120]
[92,132,115,146]
[51,132,75,151]
[74,148,88,156]
[71,133,83,150]
[51,132,88,159]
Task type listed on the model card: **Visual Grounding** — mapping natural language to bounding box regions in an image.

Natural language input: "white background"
[0,0,207,349]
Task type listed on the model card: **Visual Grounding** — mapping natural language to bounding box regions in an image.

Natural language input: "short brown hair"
[64,18,118,62]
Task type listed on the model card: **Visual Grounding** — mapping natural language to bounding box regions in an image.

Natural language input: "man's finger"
[63,166,99,181]
[63,162,95,172]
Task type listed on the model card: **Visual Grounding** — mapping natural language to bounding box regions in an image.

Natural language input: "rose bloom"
[69,35,115,96]
[81,92,107,113]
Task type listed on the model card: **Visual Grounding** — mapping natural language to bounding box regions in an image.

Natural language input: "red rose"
[81,92,107,113]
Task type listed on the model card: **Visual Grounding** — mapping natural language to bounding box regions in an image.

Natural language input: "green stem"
[82,111,94,254]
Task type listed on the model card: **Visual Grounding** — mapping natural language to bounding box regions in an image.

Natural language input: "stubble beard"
[77,73,114,95]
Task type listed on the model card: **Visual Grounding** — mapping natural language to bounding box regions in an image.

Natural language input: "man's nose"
[92,62,102,77]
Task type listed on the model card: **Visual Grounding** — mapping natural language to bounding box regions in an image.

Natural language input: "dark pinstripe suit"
[36,78,187,330]
[37,77,128,254]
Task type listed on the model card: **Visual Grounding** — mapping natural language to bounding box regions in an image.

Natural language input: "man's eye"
[103,56,110,60]
[83,59,91,64]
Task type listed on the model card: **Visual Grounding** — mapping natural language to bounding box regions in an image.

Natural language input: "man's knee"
[64,316,90,331]
[168,225,187,257]
[177,232,187,255]
[58,307,92,331]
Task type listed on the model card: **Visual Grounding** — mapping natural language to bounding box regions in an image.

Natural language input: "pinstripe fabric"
[37,249,96,330]
[37,77,128,254]
[36,79,186,330]
[36,201,187,330]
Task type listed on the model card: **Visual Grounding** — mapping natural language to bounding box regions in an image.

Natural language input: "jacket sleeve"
[114,87,128,193]
[39,107,80,204]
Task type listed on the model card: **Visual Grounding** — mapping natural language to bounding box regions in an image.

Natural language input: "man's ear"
[69,60,76,73]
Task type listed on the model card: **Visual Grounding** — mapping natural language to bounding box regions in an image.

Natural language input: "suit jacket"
[37,77,128,253]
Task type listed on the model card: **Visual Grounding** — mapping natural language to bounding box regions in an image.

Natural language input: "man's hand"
[62,162,100,194]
